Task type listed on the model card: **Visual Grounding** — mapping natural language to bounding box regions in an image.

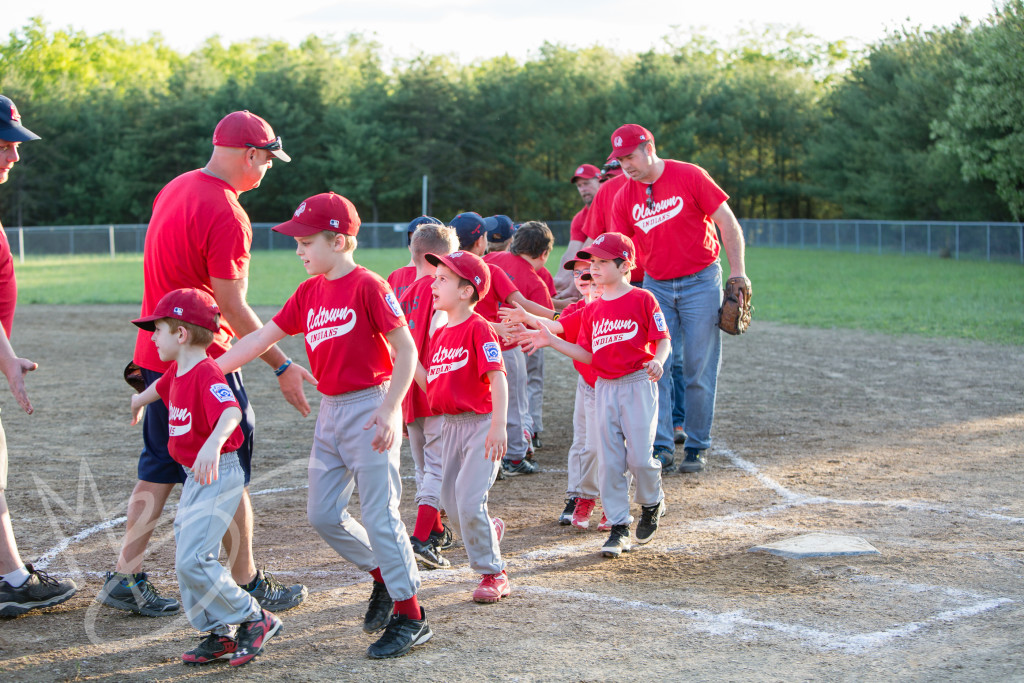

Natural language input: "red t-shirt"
[610,159,729,280]
[134,170,252,372]
[558,298,597,388]
[569,204,590,243]
[425,313,505,415]
[272,266,406,396]
[578,288,670,380]
[399,274,438,423]
[387,265,417,300]
[582,174,646,283]
[538,266,556,298]
[484,251,553,309]
[0,221,17,338]
[154,358,245,468]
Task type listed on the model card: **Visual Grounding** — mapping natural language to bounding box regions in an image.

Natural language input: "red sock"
[369,567,384,584]
[412,504,440,542]
[432,512,445,535]
[393,595,421,620]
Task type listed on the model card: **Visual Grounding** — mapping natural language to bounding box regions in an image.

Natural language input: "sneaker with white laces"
[0,564,77,617]
[182,633,237,665]
[571,498,597,529]
[597,512,611,532]
[472,570,511,603]
[601,525,632,558]
[491,516,505,543]
[244,569,307,612]
[411,536,451,570]
[429,523,455,551]
[635,500,666,545]
[96,571,179,616]
[558,498,577,525]
[367,608,433,659]
[231,609,282,667]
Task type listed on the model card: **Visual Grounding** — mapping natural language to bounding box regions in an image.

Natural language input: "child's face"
[294,233,340,275]
[571,262,593,297]
[151,320,183,362]
[431,264,473,312]
[588,257,629,286]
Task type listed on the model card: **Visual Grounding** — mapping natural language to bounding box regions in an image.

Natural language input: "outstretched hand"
[1,356,37,415]
[277,362,318,417]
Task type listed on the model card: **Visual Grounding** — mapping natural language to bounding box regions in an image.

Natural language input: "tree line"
[1,2,1022,230]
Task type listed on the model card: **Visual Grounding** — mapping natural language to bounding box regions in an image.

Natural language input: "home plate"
[749,533,880,559]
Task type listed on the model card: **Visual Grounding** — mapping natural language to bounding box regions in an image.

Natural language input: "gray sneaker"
[97,571,179,616]
[678,448,707,473]
[244,569,307,612]
[0,564,77,617]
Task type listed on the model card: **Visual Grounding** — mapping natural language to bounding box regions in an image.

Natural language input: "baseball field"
[0,248,1022,681]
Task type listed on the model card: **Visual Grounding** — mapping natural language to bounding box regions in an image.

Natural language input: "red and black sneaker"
[230,609,282,667]
[182,633,237,665]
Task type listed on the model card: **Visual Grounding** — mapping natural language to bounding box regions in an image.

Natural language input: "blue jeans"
[644,262,723,452]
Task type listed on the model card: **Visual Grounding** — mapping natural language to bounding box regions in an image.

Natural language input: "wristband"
[552,313,560,320]
[274,359,292,377]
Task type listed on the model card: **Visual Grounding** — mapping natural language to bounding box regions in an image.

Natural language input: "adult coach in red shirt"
[97,111,311,617]
[554,163,601,299]
[608,124,749,475]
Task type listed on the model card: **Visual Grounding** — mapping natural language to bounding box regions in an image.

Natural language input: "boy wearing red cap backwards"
[414,250,510,603]
[215,192,431,660]
[130,288,281,667]
[523,232,670,558]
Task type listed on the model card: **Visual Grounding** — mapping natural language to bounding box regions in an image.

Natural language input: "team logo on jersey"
[384,292,403,318]
[591,318,638,352]
[210,383,234,403]
[168,404,192,437]
[632,196,683,234]
[427,346,469,382]
[482,341,501,363]
[653,312,667,332]
[306,306,357,350]
[294,201,307,217]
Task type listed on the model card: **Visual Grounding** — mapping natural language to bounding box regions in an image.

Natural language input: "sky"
[2,0,1001,62]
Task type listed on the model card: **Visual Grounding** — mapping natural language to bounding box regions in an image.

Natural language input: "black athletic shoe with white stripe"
[0,564,77,617]
[97,571,178,616]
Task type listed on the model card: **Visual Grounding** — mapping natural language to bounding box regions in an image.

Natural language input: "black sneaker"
[0,564,77,617]
[601,525,632,558]
[411,537,451,570]
[97,571,179,616]
[182,632,237,665]
[558,498,578,525]
[532,432,543,450]
[428,523,455,551]
[366,608,433,659]
[636,501,666,545]
[244,569,307,612]
[678,447,707,473]
[363,581,394,634]
[653,447,676,473]
[231,609,281,667]
[674,426,686,444]
[503,458,539,476]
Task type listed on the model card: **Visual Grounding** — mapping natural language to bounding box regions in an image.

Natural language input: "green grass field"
[14,247,1024,345]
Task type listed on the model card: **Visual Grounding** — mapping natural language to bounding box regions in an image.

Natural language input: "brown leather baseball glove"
[718,276,753,335]
[123,361,146,393]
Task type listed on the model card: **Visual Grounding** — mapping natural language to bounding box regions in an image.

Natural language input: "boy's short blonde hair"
[411,224,458,263]
[317,230,357,253]
[160,318,216,348]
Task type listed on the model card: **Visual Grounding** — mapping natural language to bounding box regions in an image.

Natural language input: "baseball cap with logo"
[570,164,601,184]
[608,124,654,161]
[0,95,40,142]
[212,110,292,162]
[424,250,491,300]
[576,232,636,265]
[273,192,361,237]
[133,288,221,333]
[449,212,488,248]
[484,215,514,243]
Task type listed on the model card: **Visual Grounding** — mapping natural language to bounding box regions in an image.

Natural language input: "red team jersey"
[472,263,519,351]
[537,266,556,298]
[0,221,17,338]
[399,274,438,423]
[387,265,417,300]
[425,313,506,415]
[583,174,646,283]
[485,252,552,352]
[134,170,252,372]
[610,160,729,280]
[569,204,590,243]
[558,298,598,388]
[578,288,670,380]
[154,358,245,468]
[273,266,406,396]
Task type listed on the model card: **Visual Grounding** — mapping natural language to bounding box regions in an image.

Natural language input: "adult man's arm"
[711,202,747,278]
[211,276,312,417]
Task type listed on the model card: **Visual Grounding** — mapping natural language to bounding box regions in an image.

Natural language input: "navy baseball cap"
[0,95,40,142]
[449,212,487,248]
[408,215,442,233]
[484,215,514,243]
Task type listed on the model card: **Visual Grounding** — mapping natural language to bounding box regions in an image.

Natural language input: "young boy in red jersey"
[414,250,511,603]
[388,215,443,299]
[215,192,431,660]
[398,223,459,570]
[130,288,281,667]
[522,232,670,558]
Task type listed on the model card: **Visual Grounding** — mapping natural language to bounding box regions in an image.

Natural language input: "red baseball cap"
[570,164,601,184]
[425,250,491,300]
[273,192,361,237]
[562,256,591,271]
[212,110,292,162]
[576,232,636,265]
[133,288,221,333]
[601,160,624,180]
[608,123,654,161]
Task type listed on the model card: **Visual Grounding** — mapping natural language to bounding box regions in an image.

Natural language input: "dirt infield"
[1,305,1022,681]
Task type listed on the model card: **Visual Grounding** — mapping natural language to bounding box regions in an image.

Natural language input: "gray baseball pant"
[525,347,545,434]
[566,376,600,500]
[407,415,444,509]
[501,348,529,461]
